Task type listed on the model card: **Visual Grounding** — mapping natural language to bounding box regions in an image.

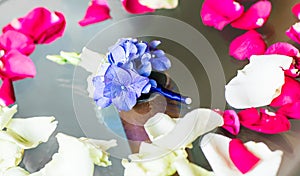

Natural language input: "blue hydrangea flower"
[94,65,149,111]
[107,38,147,67]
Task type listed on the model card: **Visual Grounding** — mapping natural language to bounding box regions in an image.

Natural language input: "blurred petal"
[292,3,300,20]
[201,133,283,176]
[286,22,300,44]
[46,51,81,65]
[229,30,266,60]
[0,116,57,149]
[0,30,35,55]
[3,7,66,44]
[229,139,260,174]
[231,1,272,30]
[79,0,111,27]
[277,101,300,119]
[2,167,29,176]
[151,56,171,71]
[139,0,178,9]
[0,79,15,106]
[144,108,224,150]
[0,140,23,172]
[238,108,290,134]
[122,0,155,14]
[1,50,36,81]
[270,77,300,107]
[30,133,115,176]
[0,104,17,129]
[200,0,244,30]
[265,42,299,57]
[215,109,240,135]
[225,55,292,109]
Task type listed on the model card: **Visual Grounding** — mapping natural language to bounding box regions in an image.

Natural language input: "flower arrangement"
[92,38,191,111]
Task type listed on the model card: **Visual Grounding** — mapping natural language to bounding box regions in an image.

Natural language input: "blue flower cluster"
[93,38,171,111]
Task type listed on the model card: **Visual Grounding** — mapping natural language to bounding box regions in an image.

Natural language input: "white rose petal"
[200,133,283,176]
[0,139,23,172]
[225,54,293,109]
[0,105,17,129]
[0,117,57,149]
[30,133,116,176]
[2,167,29,176]
[145,108,223,150]
[139,0,178,9]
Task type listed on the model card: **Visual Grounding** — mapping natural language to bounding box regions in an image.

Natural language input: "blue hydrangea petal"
[149,40,161,49]
[136,42,148,55]
[112,90,137,111]
[95,97,112,109]
[137,61,152,77]
[124,41,138,59]
[103,82,122,99]
[141,53,151,64]
[110,46,126,65]
[104,65,132,86]
[128,69,149,97]
[152,50,165,57]
[150,56,171,71]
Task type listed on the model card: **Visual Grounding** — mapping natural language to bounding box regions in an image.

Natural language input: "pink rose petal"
[0,78,15,106]
[270,77,300,107]
[0,30,35,56]
[231,1,272,30]
[215,109,240,135]
[79,0,111,27]
[292,3,300,20]
[122,0,155,14]
[229,138,260,174]
[278,101,300,119]
[0,50,36,81]
[238,108,290,134]
[229,30,266,60]
[286,22,300,44]
[3,7,66,44]
[200,0,244,30]
[265,42,299,57]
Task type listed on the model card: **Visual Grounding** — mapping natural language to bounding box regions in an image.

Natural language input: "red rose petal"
[3,7,66,44]
[229,30,266,60]
[238,108,290,134]
[0,30,35,56]
[286,22,300,44]
[231,1,272,30]
[265,42,299,57]
[79,0,111,27]
[292,3,300,20]
[200,0,244,30]
[215,109,240,135]
[0,78,15,106]
[278,101,300,119]
[229,138,260,174]
[122,0,155,14]
[270,77,300,107]
[0,50,36,81]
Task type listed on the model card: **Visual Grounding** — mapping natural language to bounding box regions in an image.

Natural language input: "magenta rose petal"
[286,22,300,44]
[292,3,300,20]
[229,138,260,174]
[79,0,111,27]
[229,30,266,60]
[0,78,15,106]
[3,7,66,44]
[238,108,290,134]
[270,77,300,107]
[121,0,155,14]
[215,109,240,135]
[278,101,300,119]
[0,30,35,56]
[1,50,36,81]
[231,1,272,30]
[200,0,244,30]
[265,42,299,57]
